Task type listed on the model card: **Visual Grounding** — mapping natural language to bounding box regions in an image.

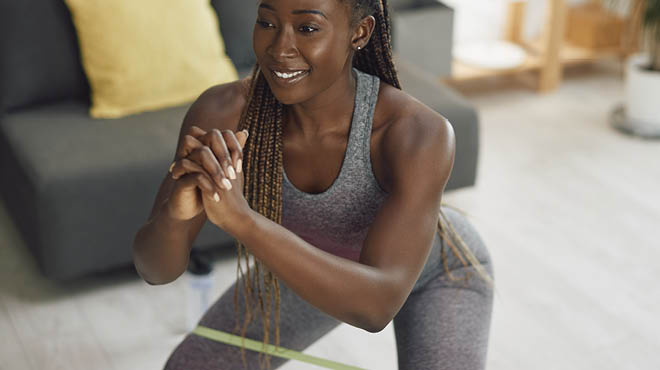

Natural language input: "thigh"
[163,268,342,370]
[393,206,495,370]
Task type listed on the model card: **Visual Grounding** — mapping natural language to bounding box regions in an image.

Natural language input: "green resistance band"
[192,325,366,370]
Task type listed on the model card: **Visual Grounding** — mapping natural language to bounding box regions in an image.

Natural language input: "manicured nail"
[227,165,236,180]
[213,192,220,202]
[222,178,232,191]
[236,159,242,173]
[168,161,175,173]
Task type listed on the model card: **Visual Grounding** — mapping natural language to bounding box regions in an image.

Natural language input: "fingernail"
[222,178,232,191]
[243,129,249,138]
[168,161,175,173]
[227,165,236,180]
[213,192,220,202]
[236,159,242,173]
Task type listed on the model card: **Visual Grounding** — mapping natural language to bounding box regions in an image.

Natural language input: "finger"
[199,129,236,181]
[220,130,243,177]
[179,172,220,202]
[176,134,205,160]
[186,146,232,191]
[235,129,249,173]
[193,173,221,202]
[187,125,207,138]
[237,129,249,149]
[171,158,219,189]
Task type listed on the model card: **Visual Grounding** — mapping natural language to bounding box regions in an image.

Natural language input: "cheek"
[252,28,265,58]
[253,28,276,63]
[306,36,349,70]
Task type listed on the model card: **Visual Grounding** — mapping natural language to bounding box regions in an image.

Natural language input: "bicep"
[359,115,455,295]
[358,175,442,295]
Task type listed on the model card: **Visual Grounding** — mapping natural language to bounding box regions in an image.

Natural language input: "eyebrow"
[259,3,328,20]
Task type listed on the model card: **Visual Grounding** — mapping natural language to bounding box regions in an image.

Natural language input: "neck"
[285,65,357,140]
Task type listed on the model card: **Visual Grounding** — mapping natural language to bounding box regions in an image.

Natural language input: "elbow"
[137,268,168,286]
[345,307,390,333]
[360,311,392,333]
[358,302,398,333]
[133,260,165,285]
[359,285,406,333]
[364,322,388,334]
[348,273,407,333]
[135,266,177,286]
[131,245,179,286]
[133,257,179,285]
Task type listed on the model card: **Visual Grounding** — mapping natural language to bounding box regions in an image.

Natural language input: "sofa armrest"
[390,0,454,77]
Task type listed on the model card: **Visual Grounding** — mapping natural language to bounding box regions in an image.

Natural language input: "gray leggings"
[163,207,495,370]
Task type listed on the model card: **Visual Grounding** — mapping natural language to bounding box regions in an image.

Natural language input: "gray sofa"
[0,0,479,281]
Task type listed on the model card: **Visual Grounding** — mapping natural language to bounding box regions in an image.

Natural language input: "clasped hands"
[167,125,251,233]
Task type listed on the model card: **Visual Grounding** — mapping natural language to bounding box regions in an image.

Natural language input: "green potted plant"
[608,0,660,137]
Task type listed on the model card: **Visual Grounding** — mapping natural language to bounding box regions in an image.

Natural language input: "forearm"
[132,205,195,285]
[232,209,398,332]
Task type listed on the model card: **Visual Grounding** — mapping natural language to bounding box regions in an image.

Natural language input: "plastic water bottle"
[184,249,214,332]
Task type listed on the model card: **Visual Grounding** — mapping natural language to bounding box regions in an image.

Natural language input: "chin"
[260,69,313,105]
[270,91,305,106]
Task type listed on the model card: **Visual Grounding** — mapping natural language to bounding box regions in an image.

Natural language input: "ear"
[350,15,376,51]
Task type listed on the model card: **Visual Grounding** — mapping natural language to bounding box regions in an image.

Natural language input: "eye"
[256,19,274,29]
[299,25,318,33]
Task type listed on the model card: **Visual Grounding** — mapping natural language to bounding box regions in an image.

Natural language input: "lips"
[273,70,305,79]
[268,66,310,85]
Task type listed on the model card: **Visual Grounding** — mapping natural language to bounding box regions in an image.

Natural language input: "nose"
[267,26,298,61]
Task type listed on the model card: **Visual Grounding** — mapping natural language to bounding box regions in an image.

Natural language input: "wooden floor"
[1,59,659,370]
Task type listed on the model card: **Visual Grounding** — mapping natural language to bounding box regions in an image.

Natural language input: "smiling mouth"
[270,69,310,84]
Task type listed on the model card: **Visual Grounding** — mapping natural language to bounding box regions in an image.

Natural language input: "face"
[253,0,363,105]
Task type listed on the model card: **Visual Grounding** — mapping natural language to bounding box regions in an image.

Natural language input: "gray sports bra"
[281,68,388,261]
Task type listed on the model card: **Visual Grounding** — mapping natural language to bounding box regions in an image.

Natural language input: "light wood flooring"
[1,59,658,370]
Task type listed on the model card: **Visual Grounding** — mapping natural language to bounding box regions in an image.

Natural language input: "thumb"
[238,129,249,149]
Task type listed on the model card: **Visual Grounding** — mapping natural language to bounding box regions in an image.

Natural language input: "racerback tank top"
[281,68,389,262]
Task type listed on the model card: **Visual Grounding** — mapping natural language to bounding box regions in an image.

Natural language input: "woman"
[132,0,495,369]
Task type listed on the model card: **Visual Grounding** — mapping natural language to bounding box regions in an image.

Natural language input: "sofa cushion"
[62,0,239,119]
[0,0,252,116]
[0,0,90,114]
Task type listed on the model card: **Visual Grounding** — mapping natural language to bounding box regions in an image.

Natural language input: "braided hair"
[233,0,494,368]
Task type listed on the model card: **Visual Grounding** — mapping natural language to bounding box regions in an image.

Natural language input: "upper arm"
[147,78,250,239]
[359,107,455,317]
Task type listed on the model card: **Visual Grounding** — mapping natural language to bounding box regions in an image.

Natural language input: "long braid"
[231,0,492,368]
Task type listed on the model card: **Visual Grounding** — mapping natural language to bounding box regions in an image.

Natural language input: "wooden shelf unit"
[444,0,642,93]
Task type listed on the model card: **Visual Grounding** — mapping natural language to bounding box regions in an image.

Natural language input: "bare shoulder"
[179,76,252,135]
[375,81,456,192]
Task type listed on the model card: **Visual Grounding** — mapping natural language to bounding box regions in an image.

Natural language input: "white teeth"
[274,70,306,79]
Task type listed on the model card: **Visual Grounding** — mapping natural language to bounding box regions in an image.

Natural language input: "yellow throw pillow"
[63,0,239,118]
